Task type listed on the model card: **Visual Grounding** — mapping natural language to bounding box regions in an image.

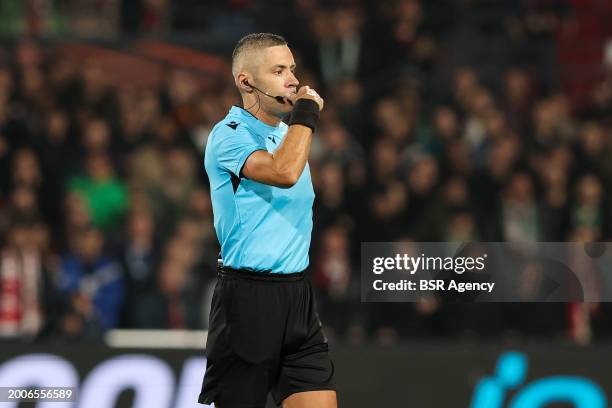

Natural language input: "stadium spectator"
[58,225,125,338]
[1,0,611,345]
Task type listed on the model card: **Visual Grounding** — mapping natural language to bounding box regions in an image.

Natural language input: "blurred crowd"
[1,0,612,345]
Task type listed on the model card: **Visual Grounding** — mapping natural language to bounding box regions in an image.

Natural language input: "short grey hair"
[231,33,287,78]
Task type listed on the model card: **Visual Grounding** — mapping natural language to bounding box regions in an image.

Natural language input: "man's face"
[253,45,299,115]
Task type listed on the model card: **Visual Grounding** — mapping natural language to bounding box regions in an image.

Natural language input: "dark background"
[0,2,612,405]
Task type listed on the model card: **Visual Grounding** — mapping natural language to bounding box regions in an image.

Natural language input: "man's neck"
[242,101,281,127]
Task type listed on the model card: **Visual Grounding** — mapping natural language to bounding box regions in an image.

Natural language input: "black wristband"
[287,98,320,133]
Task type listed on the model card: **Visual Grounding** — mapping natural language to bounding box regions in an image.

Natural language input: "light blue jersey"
[204,106,315,273]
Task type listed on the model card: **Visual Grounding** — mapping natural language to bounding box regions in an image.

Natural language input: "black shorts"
[199,267,335,407]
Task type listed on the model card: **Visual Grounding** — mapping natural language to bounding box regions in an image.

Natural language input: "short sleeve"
[214,124,267,177]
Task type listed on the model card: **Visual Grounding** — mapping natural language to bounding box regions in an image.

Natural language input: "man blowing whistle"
[199,33,337,408]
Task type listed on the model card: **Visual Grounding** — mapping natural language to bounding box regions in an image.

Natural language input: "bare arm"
[241,87,323,188]
[241,124,312,188]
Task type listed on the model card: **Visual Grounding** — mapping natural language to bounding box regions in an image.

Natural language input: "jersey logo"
[268,136,277,144]
[226,121,239,130]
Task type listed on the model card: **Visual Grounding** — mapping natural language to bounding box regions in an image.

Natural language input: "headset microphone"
[244,80,290,105]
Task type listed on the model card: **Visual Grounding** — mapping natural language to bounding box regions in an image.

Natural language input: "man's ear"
[237,73,253,93]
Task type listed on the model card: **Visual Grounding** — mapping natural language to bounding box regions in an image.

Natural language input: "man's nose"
[287,73,299,89]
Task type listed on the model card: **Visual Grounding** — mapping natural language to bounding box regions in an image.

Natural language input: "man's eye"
[274,71,282,75]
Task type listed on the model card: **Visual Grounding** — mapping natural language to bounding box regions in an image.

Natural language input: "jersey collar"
[230,105,279,134]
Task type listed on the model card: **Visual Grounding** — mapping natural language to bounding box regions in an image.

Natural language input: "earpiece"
[241,80,287,104]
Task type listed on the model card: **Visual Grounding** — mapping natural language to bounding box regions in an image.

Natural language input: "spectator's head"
[443,177,469,208]
[85,153,114,181]
[321,225,349,255]
[467,87,495,117]
[453,66,479,106]
[8,218,52,253]
[374,98,412,143]
[321,120,349,153]
[504,171,535,204]
[165,147,196,181]
[397,0,422,22]
[82,118,111,154]
[568,226,598,243]
[176,217,204,245]
[393,0,423,44]
[347,157,367,188]
[164,236,195,269]
[128,146,165,188]
[232,33,298,119]
[20,66,45,98]
[576,174,602,206]
[31,220,51,253]
[533,99,557,137]
[128,210,155,244]
[589,78,612,107]
[318,161,345,207]
[46,110,70,144]
[158,260,187,296]
[81,61,106,93]
[11,148,42,188]
[139,88,161,123]
[167,68,199,106]
[548,145,573,173]
[10,186,38,217]
[311,10,334,41]
[155,116,180,146]
[16,39,42,69]
[539,152,567,187]
[446,210,476,241]
[505,68,531,106]
[64,192,91,231]
[488,135,520,177]
[374,98,401,128]
[549,92,571,120]
[334,6,363,37]
[407,155,439,196]
[579,122,605,156]
[433,106,459,140]
[371,138,399,179]
[330,78,363,107]
[370,182,406,221]
[75,226,105,262]
[5,221,34,251]
[484,109,508,139]
[396,83,421,117]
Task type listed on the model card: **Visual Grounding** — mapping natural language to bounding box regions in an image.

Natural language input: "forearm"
[240,96,321,188]
[272,124,313,183]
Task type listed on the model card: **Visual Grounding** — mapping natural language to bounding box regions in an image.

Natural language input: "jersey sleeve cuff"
[235,146,266,178]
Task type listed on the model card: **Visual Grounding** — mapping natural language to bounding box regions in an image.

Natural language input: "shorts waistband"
[218,266,305,282]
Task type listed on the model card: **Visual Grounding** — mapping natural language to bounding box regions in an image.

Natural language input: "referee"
[198,33,337,408]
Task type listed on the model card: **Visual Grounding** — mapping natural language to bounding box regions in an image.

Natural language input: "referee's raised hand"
[289,86,324,111]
